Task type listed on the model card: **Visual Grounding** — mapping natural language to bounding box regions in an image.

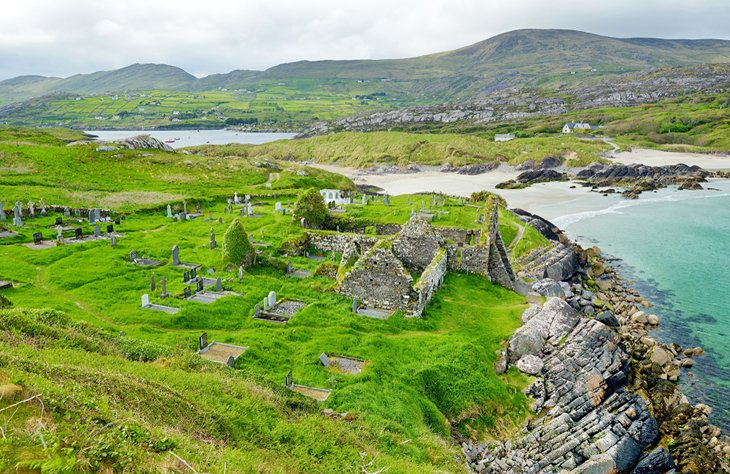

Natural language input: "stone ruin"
[336,208,514,317]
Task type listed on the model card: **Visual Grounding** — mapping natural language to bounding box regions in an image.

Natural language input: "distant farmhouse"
[320,189,352,206]
[562,122,593,133]
[494,133,516,142]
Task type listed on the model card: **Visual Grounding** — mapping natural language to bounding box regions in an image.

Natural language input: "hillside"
[2,28,730,109]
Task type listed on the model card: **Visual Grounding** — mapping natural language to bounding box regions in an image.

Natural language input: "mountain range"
[2,29,730,105]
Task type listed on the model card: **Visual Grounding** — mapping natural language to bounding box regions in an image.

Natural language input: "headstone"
[93,224,101,238]
[141,294,149,308]
[130,251,138,262]
[184,286,191,299]
[64,207,71,218]
[195,203,201,213]
[13,202,22,226]
[352,297,358,314]
[234,192,239,204]
[227,203,233,213]
[114,217,120,225]
[210,228,217,249]
[55,216,63,226]
[166,205,173,218]
[74,228,83,240]
[190,267,197,279]
[218,217,223,224]
[56,225,63,241]
[28,201,35,218]
[110,235,117,247]
[300,217,306,228]
[393,209,397,216]
[209,212,213,221]
[245,194,251,202]
[215,277,222,292]
[361,195,366,205]
[107,224,114,234]
[171,245,180,265]
[95,209,101,221]
[238,266,244,281]
[226,356,235,368]
[336,225,340,232]
[183,201,188,216]
[275,202,282,212]
[384,194,390,206]
[33,232,43,245]
[286,261,293,274]
[89,209,96,225]
[247,203,252,216]
[286,371,293,388]
[199,332,208,350]
[263,297,269,311]
[178,211,186,221]
[319,353,332,368]
[196,278,204,293]
[150,274,156,292]
[183,271,190,283]
[411,208,415,216]
[74,209,80,217]
[268,291,276,308]
[0,202,4,222]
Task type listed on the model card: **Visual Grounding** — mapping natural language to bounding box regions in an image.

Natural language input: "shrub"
[222,218,255,267]
[294,188,328,227]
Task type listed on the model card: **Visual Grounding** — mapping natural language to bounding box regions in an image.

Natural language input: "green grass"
[189,130,611,168]
[0,127,537,472]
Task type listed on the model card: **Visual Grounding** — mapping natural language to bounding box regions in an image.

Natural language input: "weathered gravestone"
[13,203,23,226]
[319,353,332,368]
[199,332,208,350]
[93,224,101,238]
[226,356,235,368]
[268,291,276,308]
[89,209,96,225]
[190,267,197,279]
[352,297,358,314]
[55,217,63,226]
[238,266,244,281]
[130,251,138,262]
[253,303,261,318]
[171,245,180,265]
[263,297,269,311]
[0,202,4,221]
[141,294,150,308]
[74,228,83,240]
[166,204,172,218]
[183,271,190,283]
[215,277,222,292]
[184,286,192,299]
[33,232,43,245]
[106,224,114,234]
[275,202,282,212]
[110,235,117,247]
[210,228,217,249]
[150,274,156,292]
[286,371,293,388]
[286,261,293,274]
[196,278,204,293]
[114,217,121,225]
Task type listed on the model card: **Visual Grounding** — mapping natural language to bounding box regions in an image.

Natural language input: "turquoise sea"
[553,180,730,430]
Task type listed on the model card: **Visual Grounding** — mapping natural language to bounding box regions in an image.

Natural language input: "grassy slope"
[189,131,611,168]
[0,128,537,472]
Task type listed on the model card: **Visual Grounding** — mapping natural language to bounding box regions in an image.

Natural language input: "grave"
[198,335,248,366]
[0,280,13,290]
[171,245,201,269]
[321,353,367,375]
[252,295,306,324]
[33,232,43,245]
[285,371,332,402]
[140,293,180,314]
[130,250,162,268]
[106,224,114,234]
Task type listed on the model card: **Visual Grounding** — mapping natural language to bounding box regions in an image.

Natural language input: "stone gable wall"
[410,248,448,317]
[306,232,378,254]
[338,247,415,310]
[445,245,490,274]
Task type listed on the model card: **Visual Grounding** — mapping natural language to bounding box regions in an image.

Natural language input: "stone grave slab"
[328,354,368,375]
[140,294,180,314]
[198,342,248,365]
[0,230,19,238]
[253,300,306,324]
[288,269,312,278]
[0,280,13,290]
[356,307,393,320]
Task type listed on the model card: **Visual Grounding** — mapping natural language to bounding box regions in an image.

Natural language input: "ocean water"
[553,180,730,430]
[84,130,296,148]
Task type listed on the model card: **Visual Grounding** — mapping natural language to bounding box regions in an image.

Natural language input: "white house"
[562,122,592,133]
[320,189,352,206]
[494,133,516,142]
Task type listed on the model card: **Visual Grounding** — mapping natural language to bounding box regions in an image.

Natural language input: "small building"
[320,189,352,206]
[562,122,592,134]
[494,133,516,142]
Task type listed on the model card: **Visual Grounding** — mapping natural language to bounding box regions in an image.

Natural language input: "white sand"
[613,148,730,170]
[312,148,730,222]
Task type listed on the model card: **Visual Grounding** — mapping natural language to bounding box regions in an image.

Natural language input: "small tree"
[222,218,255,267]
[294,188,328,228]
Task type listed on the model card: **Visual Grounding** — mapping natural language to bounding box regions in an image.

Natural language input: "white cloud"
[0,0,728,79]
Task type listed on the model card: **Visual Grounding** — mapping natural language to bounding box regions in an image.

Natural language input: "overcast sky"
[1,0,729,80]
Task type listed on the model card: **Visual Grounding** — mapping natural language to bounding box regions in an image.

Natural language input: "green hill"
[2,29,730,106]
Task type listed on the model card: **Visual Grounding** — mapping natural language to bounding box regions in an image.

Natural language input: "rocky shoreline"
[462,213,730,473]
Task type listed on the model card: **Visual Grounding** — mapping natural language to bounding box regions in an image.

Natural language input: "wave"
[552,190,730,228]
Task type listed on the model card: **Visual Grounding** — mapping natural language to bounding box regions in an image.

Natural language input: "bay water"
[553,180,730,430]
[84,129,296,148]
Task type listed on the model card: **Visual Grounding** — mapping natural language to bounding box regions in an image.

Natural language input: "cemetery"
[0,128,550,472]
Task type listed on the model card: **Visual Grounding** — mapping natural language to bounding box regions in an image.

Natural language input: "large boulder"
[508,298,581,362]
[532,278,565,298]
[596,311,620,328]
[630,448,675,474]
[516,354,544,375]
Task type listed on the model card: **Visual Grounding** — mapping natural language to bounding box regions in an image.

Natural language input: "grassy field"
[0,127,539,472]
[189,130,612,168]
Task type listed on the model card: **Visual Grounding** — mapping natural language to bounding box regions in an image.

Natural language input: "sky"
[1,0,729,80]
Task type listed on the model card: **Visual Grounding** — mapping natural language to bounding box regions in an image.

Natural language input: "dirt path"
[507,222,525,253]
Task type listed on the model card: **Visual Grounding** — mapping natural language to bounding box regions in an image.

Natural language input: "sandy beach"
[312,148,730,222]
